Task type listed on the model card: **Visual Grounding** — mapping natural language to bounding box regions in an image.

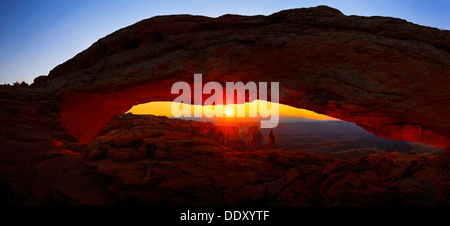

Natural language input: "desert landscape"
[0,6,449,206]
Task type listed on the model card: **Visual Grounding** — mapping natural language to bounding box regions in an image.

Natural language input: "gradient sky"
[0,0,449,84]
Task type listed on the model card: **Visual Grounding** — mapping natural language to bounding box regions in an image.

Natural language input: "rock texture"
[0,85,108,205]
[1,6,450,206]
[84,114,449,205]
[31,6,450,146]
[97,113,264,149]
[0,91,448,205]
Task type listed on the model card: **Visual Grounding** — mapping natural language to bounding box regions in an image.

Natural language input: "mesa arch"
[32,6,450,147]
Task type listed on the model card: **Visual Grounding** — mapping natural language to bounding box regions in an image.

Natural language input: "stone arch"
[32,6,450,146]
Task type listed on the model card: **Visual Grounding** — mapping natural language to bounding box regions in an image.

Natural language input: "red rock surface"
[98,113,261,149]
[31,6,450,147]
[0,90,448,205]
[1,6,450,206]
[0,85,107,205]
[84,114,449,205]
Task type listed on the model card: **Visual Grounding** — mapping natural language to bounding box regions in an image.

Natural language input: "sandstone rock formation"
[97,113,259,149]
[84,114,449,205]
[0,90,448,205]
[0,85,105,205]
[31,6,450,147]
[1,6,449,206]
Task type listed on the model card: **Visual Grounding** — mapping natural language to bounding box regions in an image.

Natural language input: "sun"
[224,107,234,117]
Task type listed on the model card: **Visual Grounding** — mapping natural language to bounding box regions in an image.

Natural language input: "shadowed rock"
[84,114,449,205]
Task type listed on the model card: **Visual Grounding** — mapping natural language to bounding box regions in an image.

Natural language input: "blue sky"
[0,0,449,84]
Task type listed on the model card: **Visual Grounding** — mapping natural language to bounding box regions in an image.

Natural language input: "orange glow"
[224,107,234,117]
[126,100,338,122]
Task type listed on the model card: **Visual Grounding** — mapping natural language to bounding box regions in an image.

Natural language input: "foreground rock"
[0,85,106,205]
[0,88,448,205]
[84,115,449,205]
